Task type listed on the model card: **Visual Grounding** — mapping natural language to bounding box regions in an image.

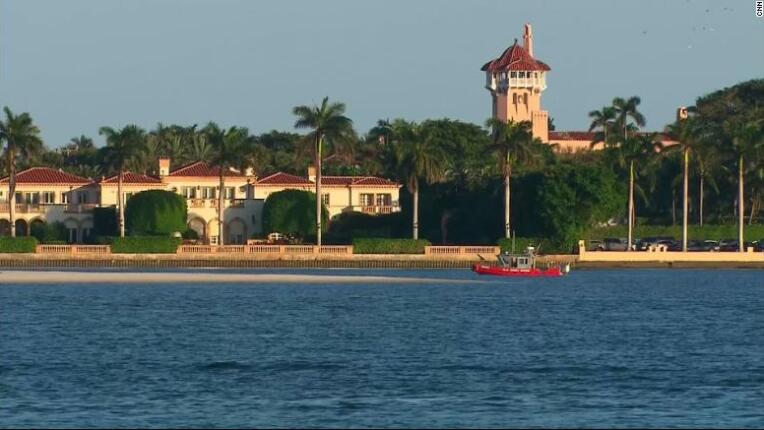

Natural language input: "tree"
[612,96,646,141]
[663,115,709,250]
[99,125,147,237]
[727,116,764,251]
[486,118,541,238]
[203,122,253,246]
[292,97,355,246]
[261,189,328,240]
[588,106,617,145]
[388,120,449,239]
[125,190,188,236]
[0,107,44,237]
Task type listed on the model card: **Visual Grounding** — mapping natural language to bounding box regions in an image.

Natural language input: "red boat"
[472,248,568,277]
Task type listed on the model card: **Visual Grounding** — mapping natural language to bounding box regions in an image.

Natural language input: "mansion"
[0,159,401,244]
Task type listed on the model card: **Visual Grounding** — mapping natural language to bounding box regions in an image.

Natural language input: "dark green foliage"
[182,229,199,240]
[261,190,328,238]
[352,238,431,254]
[497,237,548,253]
[327,212,407,243]
[30,222,68,244]
[125,190,187,236]
[110,236,182,253]
[535,162,623,251]
[93,207,118,237]
[0,237,38,253]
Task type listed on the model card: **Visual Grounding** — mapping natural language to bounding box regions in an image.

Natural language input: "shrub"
[93,207,118,237]
[0,237,38,253]
[353,238,431,254]
[125,190,187,236]
[327,211,406,244]
[110,236,182,254]
[181,229,199,240]
[31,222,68,244]
[262,189,328,239]
[586,224,764,242]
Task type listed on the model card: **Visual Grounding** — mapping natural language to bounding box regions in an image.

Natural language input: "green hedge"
[0,237,38,253]
[125,190,187,236]
[31,221,68,244]
[587,225,764,241]
[353,238,431,254]
[110,236,182,254]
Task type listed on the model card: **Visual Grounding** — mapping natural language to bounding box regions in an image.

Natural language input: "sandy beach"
[0,270,481,285]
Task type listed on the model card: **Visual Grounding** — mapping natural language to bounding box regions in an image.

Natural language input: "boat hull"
[472,264,564,277]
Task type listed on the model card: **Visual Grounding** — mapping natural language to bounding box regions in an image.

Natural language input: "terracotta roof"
[99,172,163,185]
[257,172,313,185]
[257,172,400,187]
[0,167,91,184]
[482,42,551,72]
[168,161,246,177]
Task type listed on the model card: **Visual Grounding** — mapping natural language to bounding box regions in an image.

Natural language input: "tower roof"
[481,41,550,72]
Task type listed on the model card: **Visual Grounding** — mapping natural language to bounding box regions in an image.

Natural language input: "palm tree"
[612,96,646,141]
[99,125,147,238]
[204,123,253,246]
[387,120,449,240]
[292,97,355,246]
[728,116,764,251]
[664,115,708,251]
[605,133,662,250]
[486,118,540,238]
[0,107,44,237]
[588,106,617,145]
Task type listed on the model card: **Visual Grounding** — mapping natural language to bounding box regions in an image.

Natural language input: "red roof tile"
[0,167,91,184]
[257,172,400,187]
[168,161,245,177]
[257,172,312,185]
[99,172,163,185]
[482,42,551,72]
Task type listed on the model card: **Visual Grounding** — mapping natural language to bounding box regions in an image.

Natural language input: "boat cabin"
[498,247,537,270]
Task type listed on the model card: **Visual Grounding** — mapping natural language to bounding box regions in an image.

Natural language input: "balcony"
[360,205,399,215]
[188,199,247,209]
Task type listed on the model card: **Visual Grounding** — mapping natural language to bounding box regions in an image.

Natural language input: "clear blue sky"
[1,0,762,147]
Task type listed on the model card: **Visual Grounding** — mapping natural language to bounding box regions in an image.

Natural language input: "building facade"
[0,160,401,244]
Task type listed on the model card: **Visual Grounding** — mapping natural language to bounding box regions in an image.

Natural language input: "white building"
[0,159,401,244]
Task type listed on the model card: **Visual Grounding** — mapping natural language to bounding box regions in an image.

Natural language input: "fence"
[36,245,111,255]
[424,246,500,256]
[177,245,354,255]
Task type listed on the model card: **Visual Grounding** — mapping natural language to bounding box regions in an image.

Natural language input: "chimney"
[158,158,171,177]
[523,23,533,57]
[307,165,317,182]
[245,167,254,177]
[677,106,689,121]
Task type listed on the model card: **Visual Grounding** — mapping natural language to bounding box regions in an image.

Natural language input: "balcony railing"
[360,205,399,214]
[188,199,246,209]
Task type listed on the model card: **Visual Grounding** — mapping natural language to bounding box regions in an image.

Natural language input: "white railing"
[177,244,354,255]
[36,245,111,254]
[425,246,500,256]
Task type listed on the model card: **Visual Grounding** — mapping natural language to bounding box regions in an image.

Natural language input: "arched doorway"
[225,218,247,245]
[14,219,28,237]
[187,216,206,242]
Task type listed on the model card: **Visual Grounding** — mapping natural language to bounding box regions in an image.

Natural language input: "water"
[1,269,763,428]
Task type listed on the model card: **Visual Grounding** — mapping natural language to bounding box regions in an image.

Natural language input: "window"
[510,71,517,78]
[202,187,216,199]
[523,94,528,105]
[61,192,69,204]
[513,94,518,104]
[43,192,55,204]
[322,193,330,206]
[182,187,197,199]
[376,193,392,206]
[360,193,374,206]
[226,187,235,200]
[77,192,89,204]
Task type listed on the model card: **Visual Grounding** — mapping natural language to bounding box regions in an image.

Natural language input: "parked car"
[598,237,629,251]
[638,236,675,251]
[756,240,764,252]
[687,240,719,252]
[719,239,740,252]
[587,240,604,251]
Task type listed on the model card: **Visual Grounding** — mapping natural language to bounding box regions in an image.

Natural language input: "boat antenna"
[512,230,516,254]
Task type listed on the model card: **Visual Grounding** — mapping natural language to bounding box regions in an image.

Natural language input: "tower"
[481,23,550,142]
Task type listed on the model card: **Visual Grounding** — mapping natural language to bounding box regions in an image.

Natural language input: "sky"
[1,0,762,148]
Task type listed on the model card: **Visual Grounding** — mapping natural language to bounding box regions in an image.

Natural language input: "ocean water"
[1,268,763,428]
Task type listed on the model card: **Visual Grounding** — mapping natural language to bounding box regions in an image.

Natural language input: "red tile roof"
[257,172,400,187]
[99,172,163,185]
[482,42,551,72]
[168,161,246,177]
[0,167,91,184]
[257,172,313,186]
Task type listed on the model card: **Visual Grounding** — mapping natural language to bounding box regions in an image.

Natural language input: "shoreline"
[0,270,484,284]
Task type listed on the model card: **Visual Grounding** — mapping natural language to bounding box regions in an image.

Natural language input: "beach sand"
[0,270,481,285]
